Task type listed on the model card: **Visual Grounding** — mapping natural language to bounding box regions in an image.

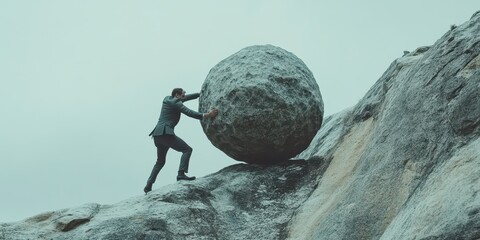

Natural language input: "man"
[144,88,218,194]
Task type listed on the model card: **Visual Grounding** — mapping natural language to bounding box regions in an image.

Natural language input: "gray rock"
[1,160,325,240]
[199,45,324,164]
[287,10,480,240]
[1,203,100,239]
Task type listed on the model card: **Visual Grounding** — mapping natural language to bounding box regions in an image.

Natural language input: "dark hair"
[171,88,184,97]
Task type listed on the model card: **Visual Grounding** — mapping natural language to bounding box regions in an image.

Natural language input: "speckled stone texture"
[199,45,324,164]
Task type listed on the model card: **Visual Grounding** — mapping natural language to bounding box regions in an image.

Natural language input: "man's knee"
[155,158,166,165]
[180,144,192,154]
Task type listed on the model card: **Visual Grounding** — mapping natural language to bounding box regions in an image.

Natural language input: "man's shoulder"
[163,96,181,104]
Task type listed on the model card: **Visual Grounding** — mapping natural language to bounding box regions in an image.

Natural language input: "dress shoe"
[144,183,152,194]
[176,174,196,181]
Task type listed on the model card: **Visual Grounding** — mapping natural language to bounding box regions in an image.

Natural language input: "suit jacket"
[149,93,203,136]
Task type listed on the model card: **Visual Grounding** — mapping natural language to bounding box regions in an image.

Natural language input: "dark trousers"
[147,135,193,184]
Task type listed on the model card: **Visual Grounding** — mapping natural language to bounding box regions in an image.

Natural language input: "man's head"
[171,88,186,98]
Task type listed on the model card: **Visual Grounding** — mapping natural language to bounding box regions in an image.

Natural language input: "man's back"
[158,96,182,129]
[149,93,202,136]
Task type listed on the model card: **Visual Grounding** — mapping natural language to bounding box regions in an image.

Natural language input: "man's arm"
[178,103,203,120]
[176,102,219,120]
[182,93,200,102]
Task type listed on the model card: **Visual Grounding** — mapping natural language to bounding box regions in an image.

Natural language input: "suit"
[149,93,203,136]
[146,93,204,185]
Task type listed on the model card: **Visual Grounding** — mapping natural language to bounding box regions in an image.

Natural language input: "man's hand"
[204,108,219,119]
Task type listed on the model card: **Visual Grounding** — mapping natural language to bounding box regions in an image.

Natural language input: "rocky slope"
[288,10,480,239]
[2,11,480,240]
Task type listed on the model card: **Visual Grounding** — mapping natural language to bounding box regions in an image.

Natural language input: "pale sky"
[0,1,477,222]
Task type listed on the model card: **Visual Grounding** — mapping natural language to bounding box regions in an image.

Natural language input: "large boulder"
[199,45,324,164]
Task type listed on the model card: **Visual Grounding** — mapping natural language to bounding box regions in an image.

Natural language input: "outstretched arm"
[176,102,219,120]
[178,103,203,120]
[182,93,200,102]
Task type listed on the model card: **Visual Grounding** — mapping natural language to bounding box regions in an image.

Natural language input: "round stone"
[199,45,324,164]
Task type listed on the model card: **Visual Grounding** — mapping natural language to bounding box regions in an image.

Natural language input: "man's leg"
[162,135,195,180]
[168,136,193,174]
[148,135,194,181]
[144,136,169,194]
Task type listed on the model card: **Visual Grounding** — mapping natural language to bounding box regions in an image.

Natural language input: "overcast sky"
[1,1,477,222]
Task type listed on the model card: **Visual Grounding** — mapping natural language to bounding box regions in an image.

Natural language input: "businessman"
[144,88,218,194]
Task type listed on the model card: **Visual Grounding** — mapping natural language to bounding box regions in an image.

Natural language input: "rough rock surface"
[2,11,480,240]
[199,45,324,164]
[289,10,480,239]
[1,161,324,240]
